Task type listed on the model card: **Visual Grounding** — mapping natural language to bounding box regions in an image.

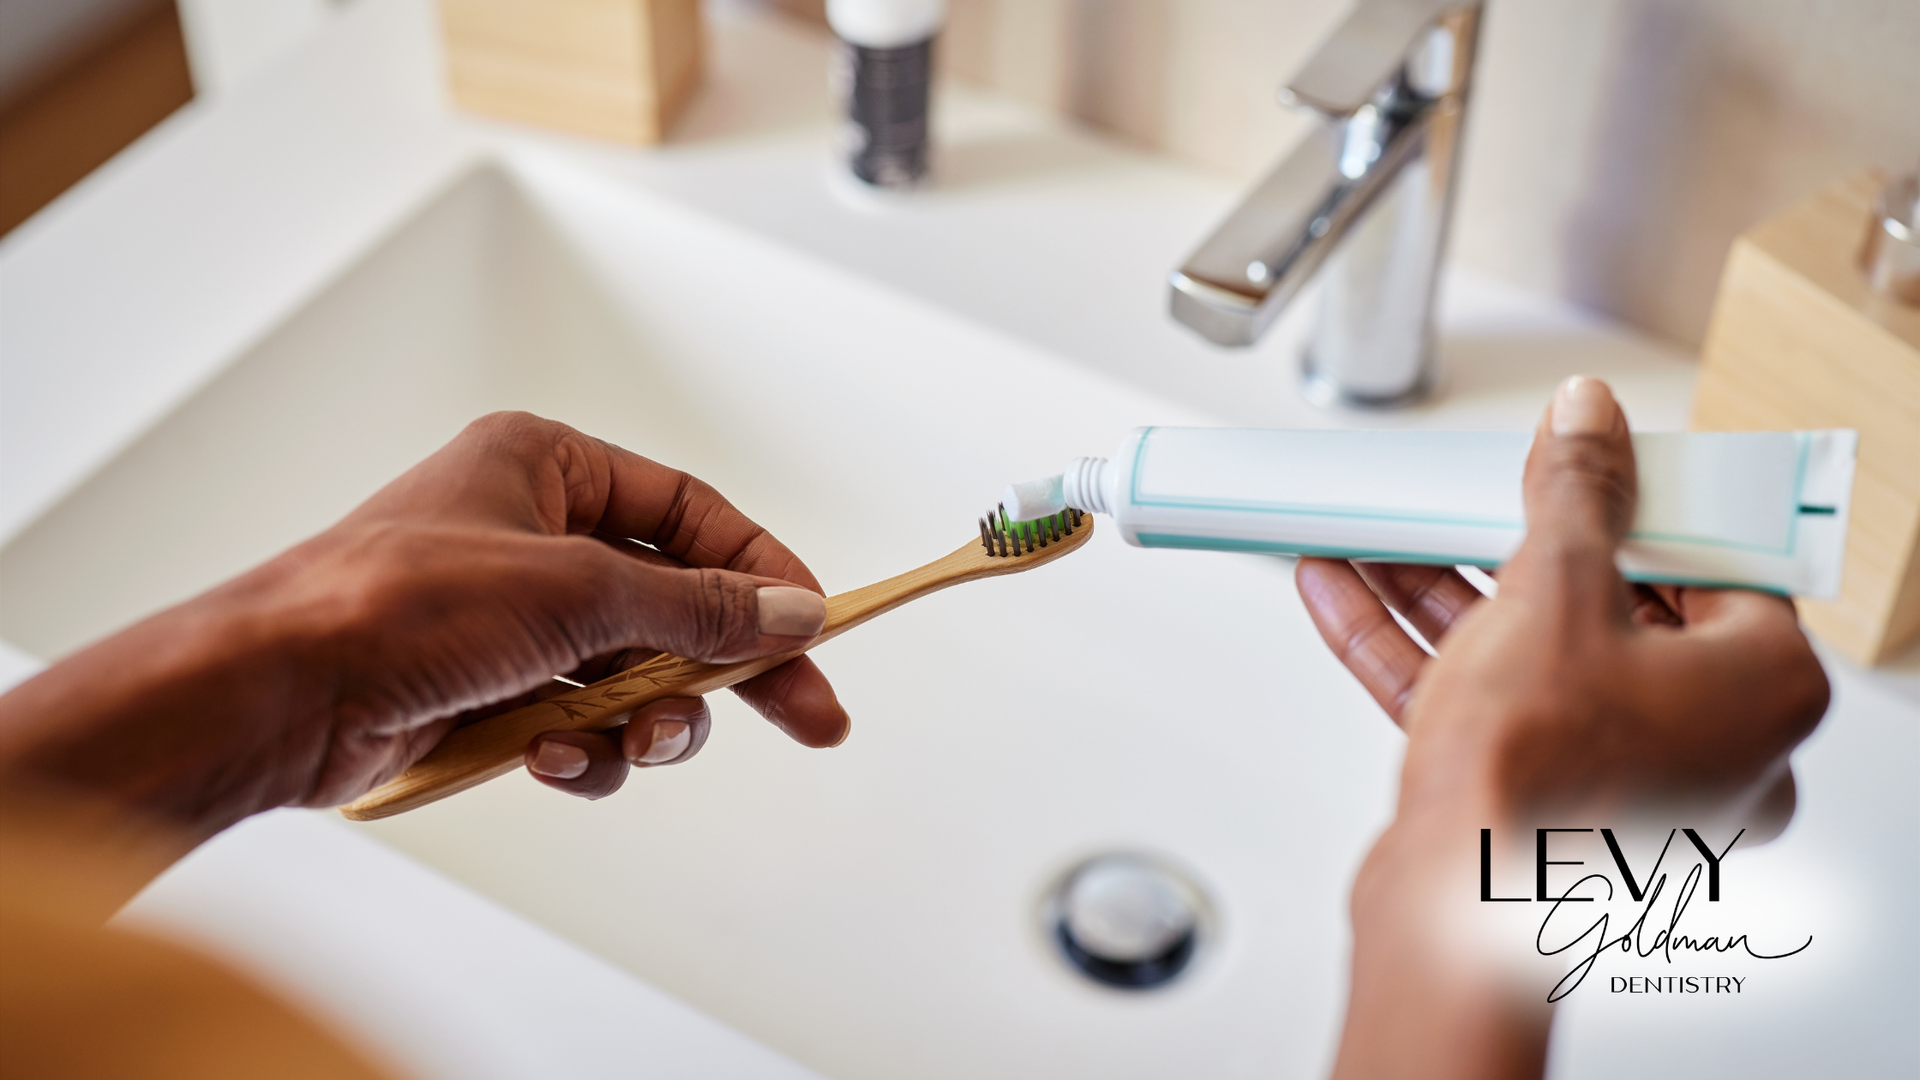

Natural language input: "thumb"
[594,552,827,665]
[1505,376,1637,612]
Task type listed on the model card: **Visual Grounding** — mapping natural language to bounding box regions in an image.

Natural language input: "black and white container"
[827,0,946,189]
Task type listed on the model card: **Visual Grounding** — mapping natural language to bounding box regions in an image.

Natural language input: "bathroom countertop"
[0,0,1704,550]
[0,1,1914,1078]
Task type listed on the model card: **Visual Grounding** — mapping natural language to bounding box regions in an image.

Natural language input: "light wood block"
[435,0,703,144]
[1692,171,1920,665]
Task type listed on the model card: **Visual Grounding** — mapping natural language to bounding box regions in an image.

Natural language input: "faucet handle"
[1280,0,1478,117]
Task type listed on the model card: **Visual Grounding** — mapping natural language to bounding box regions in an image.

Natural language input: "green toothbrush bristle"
[977,505,1085,558]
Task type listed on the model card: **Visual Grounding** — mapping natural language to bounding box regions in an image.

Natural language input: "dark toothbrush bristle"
[976,505,1091,559]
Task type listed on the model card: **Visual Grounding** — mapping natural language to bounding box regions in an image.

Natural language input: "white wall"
[175,0,336,95]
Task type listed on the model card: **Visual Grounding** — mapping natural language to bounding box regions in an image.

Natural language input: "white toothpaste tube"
[1002,428,1857,598]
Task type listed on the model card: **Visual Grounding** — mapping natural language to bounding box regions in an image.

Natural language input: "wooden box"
[1693,171,1920,665]
[436,0,703,144]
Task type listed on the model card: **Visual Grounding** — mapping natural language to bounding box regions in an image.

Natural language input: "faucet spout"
[1169,1,1482,406]
[1169,94,1436,348]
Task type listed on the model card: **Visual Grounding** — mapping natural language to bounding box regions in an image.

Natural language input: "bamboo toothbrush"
[339,507,1092,821]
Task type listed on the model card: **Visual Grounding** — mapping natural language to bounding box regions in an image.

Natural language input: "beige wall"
[939,0,1920,351]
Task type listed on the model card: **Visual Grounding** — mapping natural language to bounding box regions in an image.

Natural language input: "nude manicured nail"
[1550,375,1616,436]
[757,586,826,636]
[530,740,589,780]
[636,720,691,765]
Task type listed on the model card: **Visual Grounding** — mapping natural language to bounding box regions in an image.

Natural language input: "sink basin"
[0,153,1403,1079]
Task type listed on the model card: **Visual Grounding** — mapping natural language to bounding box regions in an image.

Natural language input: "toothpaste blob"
[999,474,1068,522]
[1043,427,1857,598]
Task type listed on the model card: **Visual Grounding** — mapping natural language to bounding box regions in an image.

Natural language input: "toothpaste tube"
[1002,428,1857,598]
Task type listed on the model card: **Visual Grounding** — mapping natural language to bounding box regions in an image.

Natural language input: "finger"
[558,641,664,687]
[526,729,629,799]
[559,539,828,664]
[594,533,689,572]
[623,697,711,767]
[1625,588,1828,786]
[1628,584,1683,628]
[1656,587,1830,739]
[1296,558,1430,727]
[1645,582,1685,615]
[586,436,823,589]
[452,651,658,730]
[570,640,848,750]
[418,537,688,726]
[1351,563,1484,647]
[451,675,586,728]
[418,536,828,697]
[731,655,851,748]
[1665,584,1801,633]
[428,412,828,589]
[1504,376,1638,619]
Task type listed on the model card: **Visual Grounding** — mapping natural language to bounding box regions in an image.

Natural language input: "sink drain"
[1044,854,1209,990]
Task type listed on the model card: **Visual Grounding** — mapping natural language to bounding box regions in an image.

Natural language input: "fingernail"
[530,740,589,779]
[757,586,826,636]
[636,720,691,765]
[1551,375,1616,436]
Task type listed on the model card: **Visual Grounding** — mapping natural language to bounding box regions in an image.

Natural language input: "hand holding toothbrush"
[0,412,850,864]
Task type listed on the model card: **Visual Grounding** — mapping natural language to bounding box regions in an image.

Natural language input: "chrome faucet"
[1169,0,1483,407]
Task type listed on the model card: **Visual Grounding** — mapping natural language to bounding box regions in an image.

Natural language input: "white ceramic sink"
[0,152,1403,1079]
[2,7,1913,1078]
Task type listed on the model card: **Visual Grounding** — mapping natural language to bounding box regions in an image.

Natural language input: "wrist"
[1336,804,1554,1080]
[1392,684,1548,827]
[0,548,339,840]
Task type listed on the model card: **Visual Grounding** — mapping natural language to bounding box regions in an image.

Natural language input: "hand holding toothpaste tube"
[1299,377,1832,1080]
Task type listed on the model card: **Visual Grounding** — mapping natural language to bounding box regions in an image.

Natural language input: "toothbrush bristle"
[979,505,1081,558]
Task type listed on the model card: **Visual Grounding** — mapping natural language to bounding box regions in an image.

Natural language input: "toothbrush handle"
[338,525,1089,821]
[336,646,815,820]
